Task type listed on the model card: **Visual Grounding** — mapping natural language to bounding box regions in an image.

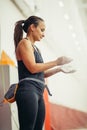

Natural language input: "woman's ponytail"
[14,20,24,50]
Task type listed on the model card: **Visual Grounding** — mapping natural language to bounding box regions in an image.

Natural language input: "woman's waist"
[18,77,52,96]
[19,77,45,85]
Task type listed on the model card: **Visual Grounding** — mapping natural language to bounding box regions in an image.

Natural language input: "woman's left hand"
[60,65,76,74]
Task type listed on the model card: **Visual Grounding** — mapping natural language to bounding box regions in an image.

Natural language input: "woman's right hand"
[56,56,73,66]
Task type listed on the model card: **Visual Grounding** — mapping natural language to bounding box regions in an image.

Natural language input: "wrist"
[56,67,61,73]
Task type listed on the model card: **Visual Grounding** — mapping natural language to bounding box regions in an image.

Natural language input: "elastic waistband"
[19,77,52,96]
[19,77,45,85]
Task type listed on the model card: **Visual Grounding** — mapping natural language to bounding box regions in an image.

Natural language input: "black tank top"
[17,45,45,90]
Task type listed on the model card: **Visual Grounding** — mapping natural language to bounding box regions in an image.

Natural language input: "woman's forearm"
[44,67,61,78]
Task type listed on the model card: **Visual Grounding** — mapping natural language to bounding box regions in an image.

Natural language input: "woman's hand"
[60,65,76,74]
[44,65,76,78]
[56,56,72,66]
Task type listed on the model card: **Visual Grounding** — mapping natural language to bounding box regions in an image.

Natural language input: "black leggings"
[16,84,45,130]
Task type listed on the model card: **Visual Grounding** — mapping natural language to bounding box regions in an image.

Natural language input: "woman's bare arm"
[44,66,76,78]
[18,39,72,74]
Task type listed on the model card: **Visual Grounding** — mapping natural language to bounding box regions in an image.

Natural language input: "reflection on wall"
[44,89,87,130]
[50,103,87,130]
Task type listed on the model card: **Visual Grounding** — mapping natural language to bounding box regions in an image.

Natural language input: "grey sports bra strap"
[19,78,52,96]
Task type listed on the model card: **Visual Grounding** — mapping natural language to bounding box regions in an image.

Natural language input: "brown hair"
[14,16,44,50]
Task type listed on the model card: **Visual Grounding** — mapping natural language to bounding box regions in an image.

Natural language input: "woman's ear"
[30,24,36,32]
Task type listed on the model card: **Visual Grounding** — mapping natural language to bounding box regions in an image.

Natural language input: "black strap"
[45,85,52,96]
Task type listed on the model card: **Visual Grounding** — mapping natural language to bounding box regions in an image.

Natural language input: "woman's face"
[32,21,46,41]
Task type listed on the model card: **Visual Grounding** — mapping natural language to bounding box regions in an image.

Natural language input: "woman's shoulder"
[16,38,32,60]
[20,38,30,44]
[18,38,31,48]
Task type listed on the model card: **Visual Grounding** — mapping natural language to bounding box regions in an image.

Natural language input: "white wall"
[36,0,87,112]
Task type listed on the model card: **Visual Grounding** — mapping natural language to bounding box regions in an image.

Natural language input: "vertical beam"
[0,66,12,130]
[44,88,51,130]
[0,24,1,59]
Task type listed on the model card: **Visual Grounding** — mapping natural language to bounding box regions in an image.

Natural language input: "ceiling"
[11,0,87,60]
[11,0,87,36]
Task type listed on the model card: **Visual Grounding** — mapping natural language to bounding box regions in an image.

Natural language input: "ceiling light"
[77,46,81,51]
[58,1,64,7]
[72,32,76,38]
[68,24,73,30]
[64,14,70,20]
[75,41,80,45]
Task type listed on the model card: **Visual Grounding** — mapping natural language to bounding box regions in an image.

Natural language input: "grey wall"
[0,65,18,130]
[0,65,12,130]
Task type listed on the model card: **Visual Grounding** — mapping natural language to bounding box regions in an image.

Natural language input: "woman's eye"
[41,29,45,32]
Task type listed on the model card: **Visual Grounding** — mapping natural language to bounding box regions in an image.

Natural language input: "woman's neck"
[26,35,35,45]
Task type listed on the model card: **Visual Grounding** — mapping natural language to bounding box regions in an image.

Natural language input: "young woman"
[14,15,73,130]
